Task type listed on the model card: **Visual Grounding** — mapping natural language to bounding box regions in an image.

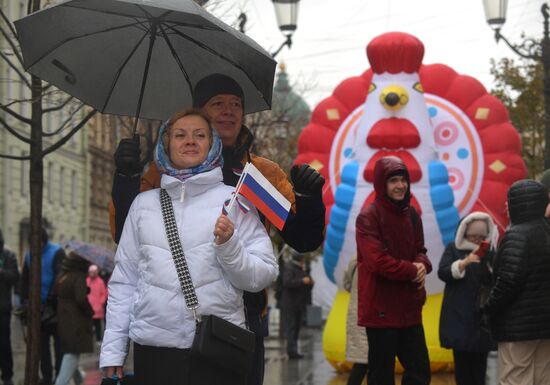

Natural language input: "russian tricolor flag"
[234,163,291,230]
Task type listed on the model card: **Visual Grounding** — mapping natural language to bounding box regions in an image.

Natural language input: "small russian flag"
[234,163,291,231]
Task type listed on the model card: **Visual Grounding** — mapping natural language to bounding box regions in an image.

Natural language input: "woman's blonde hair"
[162,108,213,155]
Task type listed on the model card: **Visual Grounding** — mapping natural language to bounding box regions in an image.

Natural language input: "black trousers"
[0,312,13,382]
[366,325,431,385]
[346,363,367,385]
[246,312,265,385]
[453,350,488,385]
[282,307,303,355]
[133,342,246,385]
[93,319,103,341]
[40,321,61,383]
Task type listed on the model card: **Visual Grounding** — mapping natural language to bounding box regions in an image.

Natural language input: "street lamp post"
[271,0,300,58]
[483,1,550,169]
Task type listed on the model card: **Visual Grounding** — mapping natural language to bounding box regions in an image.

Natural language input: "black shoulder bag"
[159,189,256,375]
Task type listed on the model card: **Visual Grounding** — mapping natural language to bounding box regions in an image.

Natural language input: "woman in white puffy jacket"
[100,109,278,385]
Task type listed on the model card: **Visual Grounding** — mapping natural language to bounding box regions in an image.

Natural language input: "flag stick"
[225,162,250,214]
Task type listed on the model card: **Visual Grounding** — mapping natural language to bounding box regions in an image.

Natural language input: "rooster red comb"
[367,32,424,74]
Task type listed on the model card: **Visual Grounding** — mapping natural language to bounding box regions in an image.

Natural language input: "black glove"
[290,164,325,197]
[114,135,142,177]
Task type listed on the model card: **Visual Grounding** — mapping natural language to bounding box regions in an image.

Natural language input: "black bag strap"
[159,188,200,318]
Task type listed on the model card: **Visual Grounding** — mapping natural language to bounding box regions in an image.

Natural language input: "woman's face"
[168,115,212,170]
[465,220,488,245]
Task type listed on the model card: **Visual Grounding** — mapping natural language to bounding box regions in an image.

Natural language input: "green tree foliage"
[490,57,544,178]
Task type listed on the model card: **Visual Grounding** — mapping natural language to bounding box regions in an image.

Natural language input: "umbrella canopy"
[14,0,276,120]
[65,239,115,273]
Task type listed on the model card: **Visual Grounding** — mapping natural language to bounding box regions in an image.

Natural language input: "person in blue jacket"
[20,228,66,385]
[438,211,498,385]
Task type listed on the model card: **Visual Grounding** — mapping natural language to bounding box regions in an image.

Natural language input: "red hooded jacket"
[356,156,431,328]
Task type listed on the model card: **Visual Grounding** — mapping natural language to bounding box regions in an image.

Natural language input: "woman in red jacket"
[356,156,432,385]
[86,265,107,342]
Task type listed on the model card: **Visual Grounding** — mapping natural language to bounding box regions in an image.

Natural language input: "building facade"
[87,114,118,250]
[0,0,89,262]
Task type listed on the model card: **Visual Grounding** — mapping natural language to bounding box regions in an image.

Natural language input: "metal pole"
[132,20,158,135]
[493,4,550,171]
[541,4,550,169]
[272,35,292,58]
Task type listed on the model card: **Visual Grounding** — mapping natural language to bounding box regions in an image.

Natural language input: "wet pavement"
[9,310,454,385]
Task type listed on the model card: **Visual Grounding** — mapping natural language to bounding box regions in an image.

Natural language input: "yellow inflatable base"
[322,290,454,373]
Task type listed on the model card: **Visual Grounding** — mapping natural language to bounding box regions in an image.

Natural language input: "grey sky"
[211,0,544,108]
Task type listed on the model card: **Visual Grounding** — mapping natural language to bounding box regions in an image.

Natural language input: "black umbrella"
[14,0,276,129]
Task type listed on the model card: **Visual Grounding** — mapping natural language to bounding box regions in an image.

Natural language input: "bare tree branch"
[0,105,32,124]
[0,9,24,66]
[0,50,31,89]
[0,115,33,144]
[42,109,97,156]
[43,103,84,137]
[2,98,26,109]
[42,84,53,93]
[0,9,19,42]
[43,96,74,113]
[0,153,31,160]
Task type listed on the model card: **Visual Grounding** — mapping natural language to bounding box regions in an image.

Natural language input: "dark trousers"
[347,363,367,385]
[366,325,431,385]
[453,350,488,385]
[93,318,103,341]
[0,312,13,381]
[246,312,265,385]
[133,342,246,385]
[283,307,303,355]
[40,322,61,383]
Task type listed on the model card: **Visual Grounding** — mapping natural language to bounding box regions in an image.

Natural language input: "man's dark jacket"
[280,260,310,312]
[0,247,19,313]
[484,179,550,342]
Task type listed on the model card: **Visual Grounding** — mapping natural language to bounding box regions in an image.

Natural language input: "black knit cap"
[192,74,245,109]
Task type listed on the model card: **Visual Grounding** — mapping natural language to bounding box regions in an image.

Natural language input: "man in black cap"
[280,252,314,359]
[0,229,19,385]
[110,73,326,385]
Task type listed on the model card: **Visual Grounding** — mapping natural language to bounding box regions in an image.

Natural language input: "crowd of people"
[0,71,549,385]
[0,226,108,385]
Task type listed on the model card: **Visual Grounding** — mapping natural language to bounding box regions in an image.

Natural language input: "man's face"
[386,174,408,201]
[201,94,243,147]
[546,192,550,218]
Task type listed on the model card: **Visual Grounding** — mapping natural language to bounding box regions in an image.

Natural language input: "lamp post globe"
[482,0,508,31]
[271,0,300,57]
[483,0,550,170]
[272,0,299,35]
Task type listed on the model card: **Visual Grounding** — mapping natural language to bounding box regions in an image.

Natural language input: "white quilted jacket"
[100,168,277,367]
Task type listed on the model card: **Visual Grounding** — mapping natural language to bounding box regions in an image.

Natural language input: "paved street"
[9,310,455,385]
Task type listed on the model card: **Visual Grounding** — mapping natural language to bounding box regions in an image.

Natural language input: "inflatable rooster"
[295,32,526,370]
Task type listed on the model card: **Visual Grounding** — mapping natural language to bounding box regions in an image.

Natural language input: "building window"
[59,167,65,206]
[47,162,53,203]
[71,170,77,209]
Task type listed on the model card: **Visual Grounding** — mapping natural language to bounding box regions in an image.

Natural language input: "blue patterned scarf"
[154,120,223,181]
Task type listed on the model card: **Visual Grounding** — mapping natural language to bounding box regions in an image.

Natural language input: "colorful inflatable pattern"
[296,32,527,370]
